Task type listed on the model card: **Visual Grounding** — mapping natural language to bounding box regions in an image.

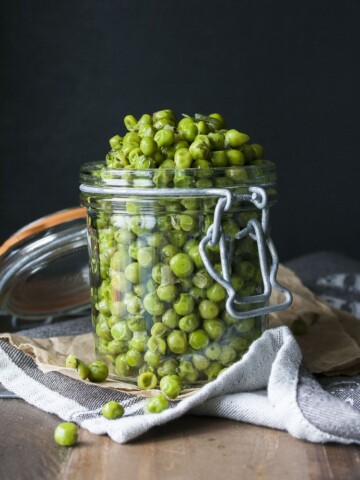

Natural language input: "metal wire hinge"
[199,186,293,319]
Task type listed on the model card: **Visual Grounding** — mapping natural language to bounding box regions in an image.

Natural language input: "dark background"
[1,0,359,261]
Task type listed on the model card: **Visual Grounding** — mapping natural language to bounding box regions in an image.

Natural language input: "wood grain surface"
[1,399,360,480]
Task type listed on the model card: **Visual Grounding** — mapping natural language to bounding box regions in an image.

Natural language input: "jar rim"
[80,160,276,188]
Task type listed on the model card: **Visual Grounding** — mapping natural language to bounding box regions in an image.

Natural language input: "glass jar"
[80,161,291,386]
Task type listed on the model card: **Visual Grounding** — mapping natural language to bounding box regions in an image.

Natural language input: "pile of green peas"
[89,110,268,399]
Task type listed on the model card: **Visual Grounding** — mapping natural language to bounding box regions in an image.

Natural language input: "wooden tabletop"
[1,398,360,480]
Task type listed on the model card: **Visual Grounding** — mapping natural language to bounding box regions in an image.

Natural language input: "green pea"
[209,113,225,129]
[250,143,265,159]
[139,124,156,138]
[242,144,256,161]
[77,361,90,380]
[137,113,152,127]
[225,129,249,147]
[179,313,199,333]
[174,140,189,150]
[162,309,180,329]
[111,321,132,341]
[204,361,223,381]
[188,245,204,268]
[148,336,167,355]
[189,135,210,160]
[65,354,78,369]
[153,109,176,122]
[161,244,180,264]
[150,322,169,338]
[167,330,188,354]
[229,336,250,352]
[140,137,158,156]
[157,284,178,302]
[183,238,198,254]
[124,114,137,131]
[154,118,175,130]
[124,132,141,145]
[124,262,140,284]
[219,346,237,365]
[144,350,161,367]
[199,300,219,319]
[146,394,169,413]
[107,339,128,355]
[234,317,254,333]
[189,329,209,350]
[135,155,156,169]
[169,253,194,278]
[143,293,165,316]
[154,128,175,147]
[88,361,109,382]
[193,269,214,289]
[146,232,165,248]
[189,286,207,301]
[203,319,225,340]
[210,150,228,167]
[146,279,157,293]
[226,149,245,166]
[129,333,149,352]
[168,230,187,248]
[238,261,256,279]
[179,214,197,232]
[111,272,132,293]
[96,318,112,341]
[159,158,176,168]
[137,371,158,390]
[178,360,198,383]
[109,135,122,149]
[127,315,146,332]
[126,349,143,368]
[159,145,175,160]
[225,167,248,181]
[208,132,225,149]
[137,247,158,268]
[114,228,135,245]
[206,283,226,302]
[192,354,210,371]
[181,198,200,211]
[133,283,147,297]
[101,401,125,419]
[174,171,196,188]
[115,353,132,377]
[205,343,221,360]
[174,293,195,316]
[174,148,193,168]
[179,278,192,291]
[157,358,178,377]
[160,374,182,399]
[54,422,78,447]
[179,121,198,143]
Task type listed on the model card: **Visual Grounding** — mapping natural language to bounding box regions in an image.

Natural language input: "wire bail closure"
[199,186,292,319]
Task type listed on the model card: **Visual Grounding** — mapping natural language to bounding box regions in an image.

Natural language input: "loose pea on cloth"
[1,251,360,444]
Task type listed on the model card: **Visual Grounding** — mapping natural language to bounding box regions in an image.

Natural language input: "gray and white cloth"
[0,251,360,444]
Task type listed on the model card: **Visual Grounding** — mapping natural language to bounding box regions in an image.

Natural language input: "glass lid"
[0,208,90,321]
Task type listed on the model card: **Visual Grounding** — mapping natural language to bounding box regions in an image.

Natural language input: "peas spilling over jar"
[80,109,283,395]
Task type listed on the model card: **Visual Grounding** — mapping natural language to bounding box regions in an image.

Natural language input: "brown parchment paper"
[1,264,360,395]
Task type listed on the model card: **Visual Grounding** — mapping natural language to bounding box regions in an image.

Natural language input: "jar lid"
[0,208,90,321]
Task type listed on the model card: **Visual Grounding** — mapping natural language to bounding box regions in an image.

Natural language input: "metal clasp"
[199,186,293,319]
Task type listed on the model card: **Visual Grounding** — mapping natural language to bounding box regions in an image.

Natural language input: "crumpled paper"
[1,265,360,395]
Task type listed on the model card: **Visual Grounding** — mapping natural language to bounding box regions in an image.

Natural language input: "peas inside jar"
[80,109,279,396]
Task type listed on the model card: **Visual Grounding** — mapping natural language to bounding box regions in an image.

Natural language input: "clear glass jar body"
[80,161,277,386]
